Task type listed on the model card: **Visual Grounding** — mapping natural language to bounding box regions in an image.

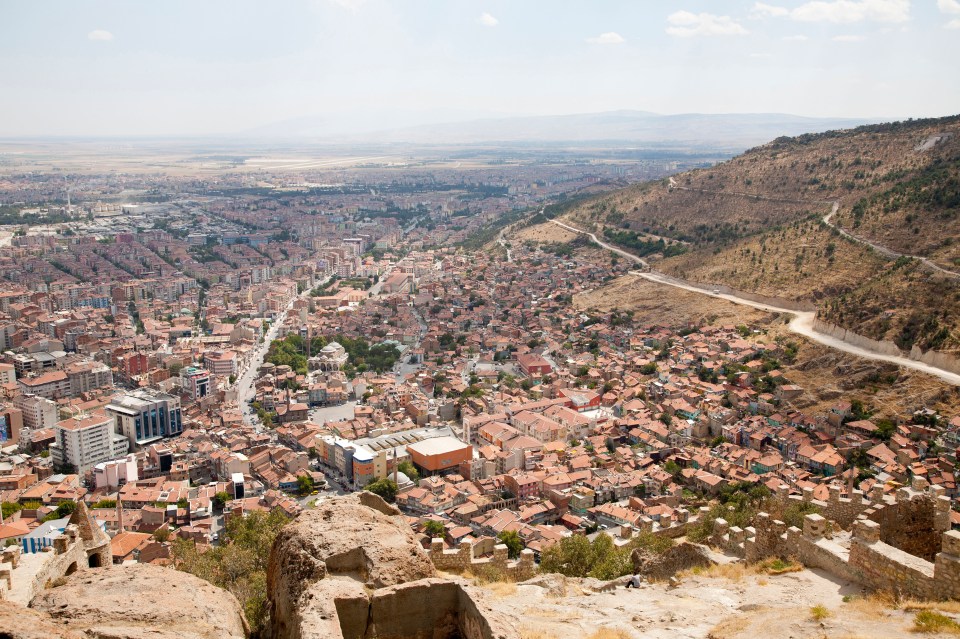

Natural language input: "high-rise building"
[106,389,183,449]
[51,411,130,473]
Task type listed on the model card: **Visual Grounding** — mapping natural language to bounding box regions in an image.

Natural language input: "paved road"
[235,281,323,427]
[552,220,960,387]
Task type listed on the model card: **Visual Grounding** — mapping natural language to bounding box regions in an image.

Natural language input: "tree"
[498,530,523,559]
[365,478,398,503]
[664,460,682,477]
[212,492,232,510]
[173,509,289,635]
[177,497,190,509]
[297,474,315,496]
[42,500,76,522]
[1,502,22,519]
[92,499,117,509]
[397,460,419,482]
[153,527,172,543]
[423,520,446,538]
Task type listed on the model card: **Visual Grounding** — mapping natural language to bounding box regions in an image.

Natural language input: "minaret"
[116,497,124,534]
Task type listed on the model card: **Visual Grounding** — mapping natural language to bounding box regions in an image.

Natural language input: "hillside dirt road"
[551,219,960,387]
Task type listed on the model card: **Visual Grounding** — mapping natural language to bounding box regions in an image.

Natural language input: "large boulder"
[267,492,436,639]
[30,563,248,639]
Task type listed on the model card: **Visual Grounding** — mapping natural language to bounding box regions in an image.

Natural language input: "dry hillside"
[557,115,960,354]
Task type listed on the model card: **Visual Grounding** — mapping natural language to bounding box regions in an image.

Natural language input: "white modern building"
[51,412,130,473]
[106,389,183,449]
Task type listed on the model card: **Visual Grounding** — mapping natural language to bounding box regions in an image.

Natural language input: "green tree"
[423,520,446,538]
[365,477,398,503]
[212,492,232,510]
[91,499,117,509]
[173,509,289,634]
[42,500,76,522]
[398,460,419,482]
[1,502,22,519]
[296,474,315,496]
[498,530,523,559]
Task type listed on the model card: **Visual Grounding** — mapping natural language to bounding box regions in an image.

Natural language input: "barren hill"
[558,115,960,355]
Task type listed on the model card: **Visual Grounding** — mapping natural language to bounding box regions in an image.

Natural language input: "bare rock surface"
[0,600,85,639]
[267,492,437,639]
[29,564,248,639]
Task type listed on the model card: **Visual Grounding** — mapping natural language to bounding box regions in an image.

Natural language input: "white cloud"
[666,11,749,37]
[87,30,114,41]
[752,2,790,18]
[937,0,960,15]
[782,34,810,40]
[586,31,625,44]
[832,33,867,40]
[478,12,499,27]
[750,52,773,58]
[947,18,960,27]
[790,0,910,24]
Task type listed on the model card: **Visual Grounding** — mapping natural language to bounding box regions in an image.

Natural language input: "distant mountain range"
[243,110,877,148]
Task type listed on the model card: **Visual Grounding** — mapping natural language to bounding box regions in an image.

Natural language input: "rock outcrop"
[0,600,85,639]
[266,492,517,639]
[29,563,249,639]
[631,542,714,580]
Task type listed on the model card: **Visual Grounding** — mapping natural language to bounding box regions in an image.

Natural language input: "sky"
[1,0,959,137]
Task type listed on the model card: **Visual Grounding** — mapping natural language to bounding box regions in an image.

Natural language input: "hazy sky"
[2,0,958,136]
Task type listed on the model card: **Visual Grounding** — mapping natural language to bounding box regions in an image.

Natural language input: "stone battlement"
[430,538,536,581]
[710,477,959,600]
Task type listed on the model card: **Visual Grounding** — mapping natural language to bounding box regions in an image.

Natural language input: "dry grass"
[810,603,831,621]
[519,625,551,639]
[912,610,960,634]
[482,581,518,598]
[680,561,755,582]
[759,557,804,575]
[842,591,900,621]
[902,600,960,615]
[707,615,753,639]
[524,606,583,622]
[587,628,633,639]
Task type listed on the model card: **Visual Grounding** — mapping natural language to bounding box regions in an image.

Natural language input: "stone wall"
[429,539,536,582]
[0,523,105,606]
[712,478,960,602]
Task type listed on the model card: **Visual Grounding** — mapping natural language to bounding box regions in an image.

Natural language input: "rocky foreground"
[3,493,956,638]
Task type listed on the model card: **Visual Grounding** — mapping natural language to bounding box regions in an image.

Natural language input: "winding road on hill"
[550,219,960,386]
[821,202,960,279]
[666,177,960,279]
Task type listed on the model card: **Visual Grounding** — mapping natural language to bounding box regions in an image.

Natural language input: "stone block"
[942,530,960,557]
[802,487,814,502]
[912,476,930,491]
[803,513,827,539]
[854,519,881,543]
[828,485,842,503]
[850,490,864,506]
[620,524,633,539]
[870,485,884,503]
